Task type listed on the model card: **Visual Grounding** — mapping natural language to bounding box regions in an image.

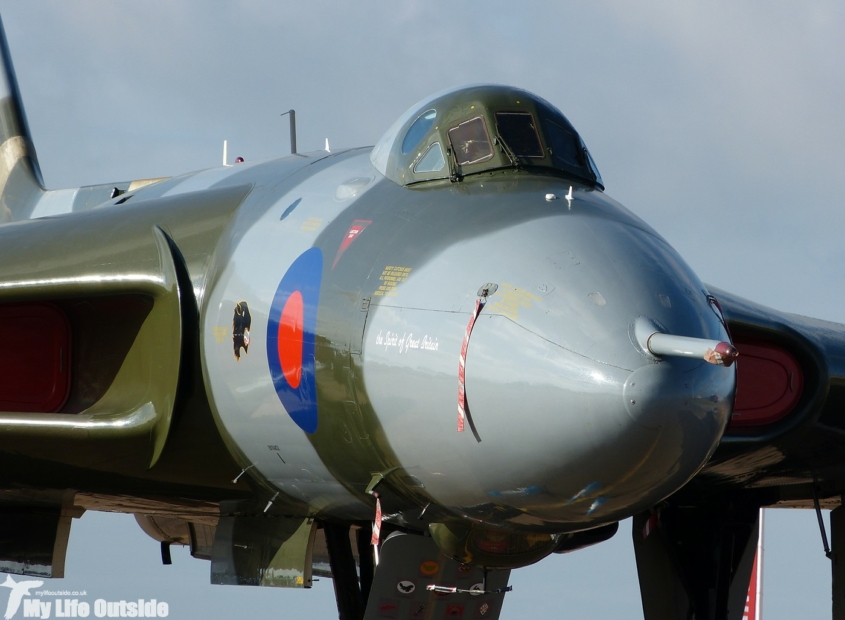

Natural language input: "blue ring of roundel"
[266,248,323,433]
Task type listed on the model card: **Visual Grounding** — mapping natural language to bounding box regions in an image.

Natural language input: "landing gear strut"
[633,498,760,620]
[324,523,373,620]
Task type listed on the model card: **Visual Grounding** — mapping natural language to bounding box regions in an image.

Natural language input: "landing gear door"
[364,532,511,620]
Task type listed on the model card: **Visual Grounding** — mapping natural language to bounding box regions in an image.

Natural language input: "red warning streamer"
[458,298,485,433]
[371,493,382,546]
[642,512,659,540]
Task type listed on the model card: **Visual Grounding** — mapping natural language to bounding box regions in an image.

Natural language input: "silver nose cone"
[452,202,736,523]
[362,185,735,528]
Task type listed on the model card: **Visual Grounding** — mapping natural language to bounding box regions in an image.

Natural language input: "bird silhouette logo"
[0,575,43,619]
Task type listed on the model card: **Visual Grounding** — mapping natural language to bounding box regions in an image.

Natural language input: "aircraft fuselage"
[177,147,737,533]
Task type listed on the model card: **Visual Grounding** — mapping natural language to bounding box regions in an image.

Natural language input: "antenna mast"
[281,109,297,154]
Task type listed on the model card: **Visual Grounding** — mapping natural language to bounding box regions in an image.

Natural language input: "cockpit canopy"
[371,85,603,189]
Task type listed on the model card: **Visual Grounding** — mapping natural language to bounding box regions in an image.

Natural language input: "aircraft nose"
[361,196,736,526]
[487,214,736,519]
[459,305,734,524]
[452,210,737,521]
[475,213,736,521]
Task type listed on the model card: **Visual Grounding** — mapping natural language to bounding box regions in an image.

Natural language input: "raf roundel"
[266,248,323,433]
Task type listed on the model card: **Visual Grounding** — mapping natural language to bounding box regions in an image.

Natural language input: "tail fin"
[0,15,44,223]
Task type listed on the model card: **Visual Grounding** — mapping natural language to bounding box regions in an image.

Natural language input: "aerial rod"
[280,109,297,155]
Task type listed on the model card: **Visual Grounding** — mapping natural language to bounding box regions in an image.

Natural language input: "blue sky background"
[56,510,831,619]
[1,1,844,617]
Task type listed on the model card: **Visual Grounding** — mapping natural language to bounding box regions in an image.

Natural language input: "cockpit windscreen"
[545,120,582,169]
[448,117,493,165]
[496,112,544,158]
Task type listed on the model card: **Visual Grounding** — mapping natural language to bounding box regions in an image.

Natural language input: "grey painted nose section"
[363,188,735,529]
[624,360,734,432]
[461,314,733,527]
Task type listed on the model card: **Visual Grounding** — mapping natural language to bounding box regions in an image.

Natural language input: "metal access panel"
[0,504,73,578]
[364,533,510,620]
[210,516,317,588]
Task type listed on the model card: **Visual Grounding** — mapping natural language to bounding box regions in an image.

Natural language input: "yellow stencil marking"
[374,265,412,297]
[301,217,323,232]
[487,282,542,321]
[212,326,229,343]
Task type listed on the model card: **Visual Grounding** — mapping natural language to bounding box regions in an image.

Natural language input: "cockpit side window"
[544,119,582,168]
[413,142,446,173]
[402,109,437,155]
[582,141,604,187]
[448,116,493,165]
[495,112,544,158]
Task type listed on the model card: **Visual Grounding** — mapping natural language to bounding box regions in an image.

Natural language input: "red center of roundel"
[277,291,304,389]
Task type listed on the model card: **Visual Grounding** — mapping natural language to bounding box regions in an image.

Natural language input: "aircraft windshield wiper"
[446,145,462,182]
[495,133,519,168]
